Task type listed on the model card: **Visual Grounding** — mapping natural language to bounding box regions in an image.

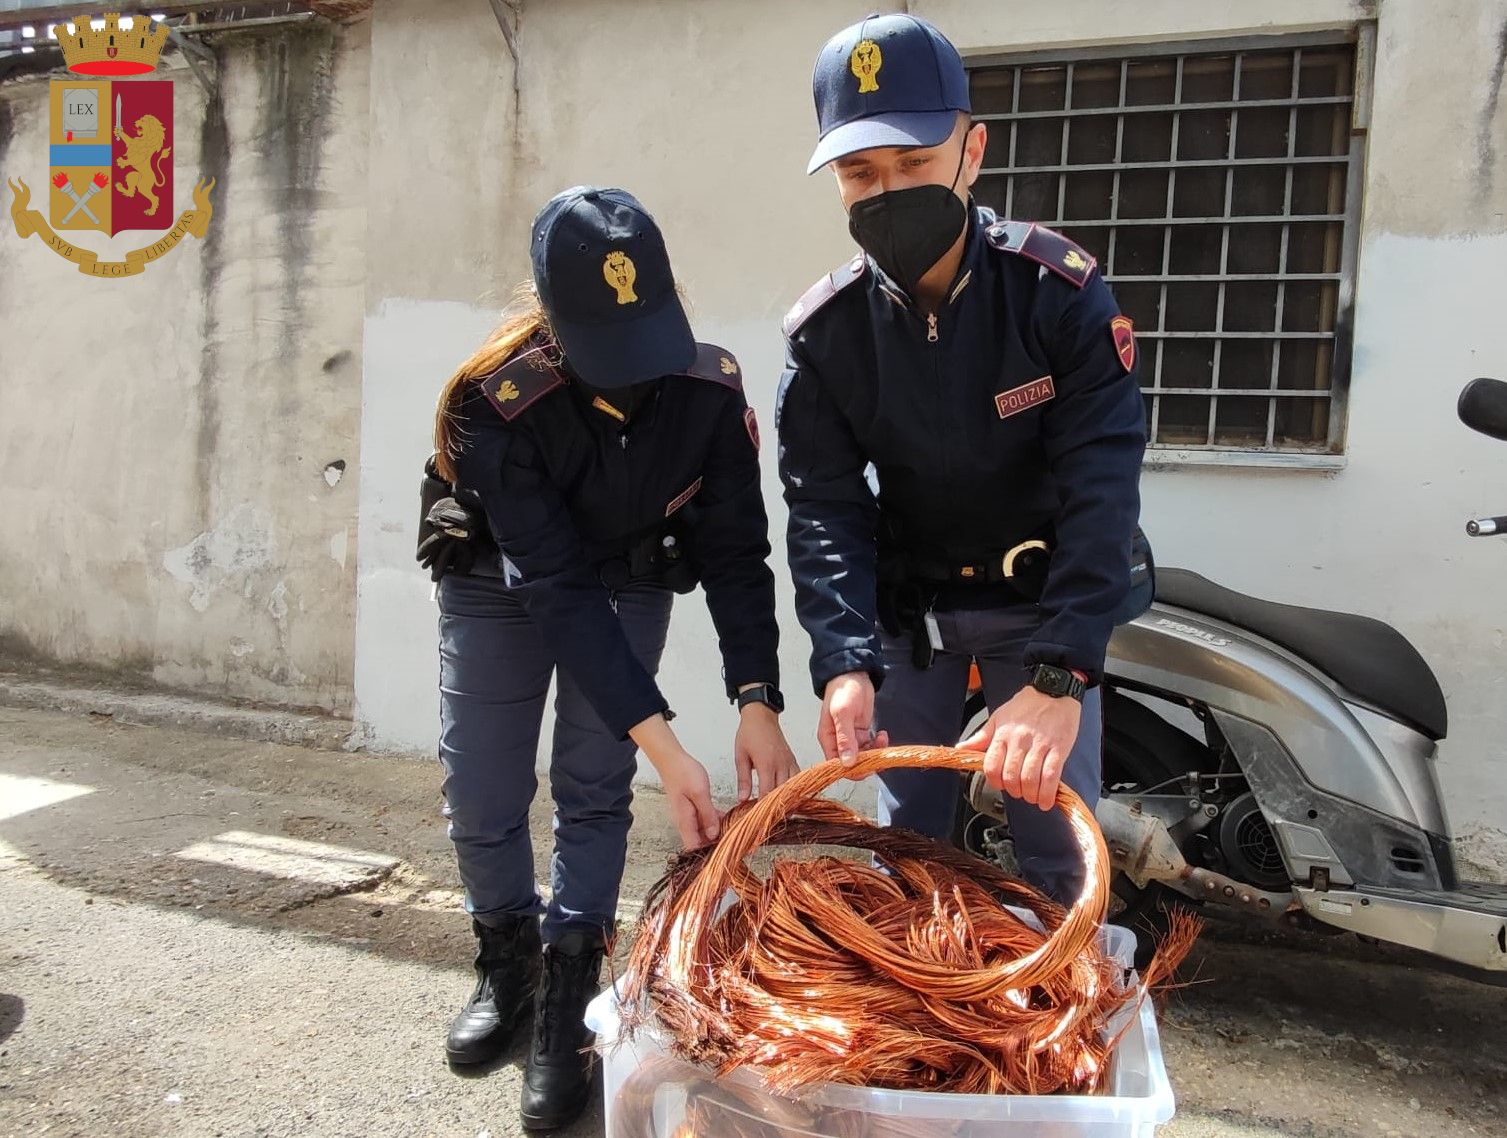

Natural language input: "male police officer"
[778,14,1146,902]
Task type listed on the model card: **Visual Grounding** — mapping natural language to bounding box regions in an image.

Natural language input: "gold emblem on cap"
[851,39,882,93]
[603,250,638,305]
[1063,249,1088,272]
[720,356,737,375]
[497,380,521,402]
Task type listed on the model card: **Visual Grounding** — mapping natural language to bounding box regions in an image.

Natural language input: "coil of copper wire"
[613,745,1197,1134]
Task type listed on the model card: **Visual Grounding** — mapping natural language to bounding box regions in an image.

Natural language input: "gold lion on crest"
[115,114,172,217]
[603,250,637,304]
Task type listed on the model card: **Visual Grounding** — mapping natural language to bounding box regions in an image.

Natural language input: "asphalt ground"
[1,705,1503,1137]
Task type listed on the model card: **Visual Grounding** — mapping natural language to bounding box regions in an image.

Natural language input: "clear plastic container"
[586,924,1175,1138]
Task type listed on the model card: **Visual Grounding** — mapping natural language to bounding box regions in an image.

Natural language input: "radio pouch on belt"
[1114,526,1156,625]
[599,504,702,595]
[650,515,700,594]
[875,579,938,669]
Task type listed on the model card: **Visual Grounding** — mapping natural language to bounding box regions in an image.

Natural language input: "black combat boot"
[519,929,606,1130]
[445,915,543,1067]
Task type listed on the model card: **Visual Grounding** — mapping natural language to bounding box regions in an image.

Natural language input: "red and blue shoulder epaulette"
[783,254,868,337]
[679,342,743,390]
[983,220,1097,288]
[479,345,566,421]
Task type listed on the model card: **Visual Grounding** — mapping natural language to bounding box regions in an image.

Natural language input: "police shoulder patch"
[479,346,566,422]
[1111,315,1136,372]
[983,220,1097,289]
[782,254,868,337]
[681,342,744,391]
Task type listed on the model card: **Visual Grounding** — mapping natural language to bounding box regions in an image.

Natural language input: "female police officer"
[418,186,797,1130]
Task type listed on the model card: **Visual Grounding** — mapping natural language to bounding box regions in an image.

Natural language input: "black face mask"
[846,145,969,297]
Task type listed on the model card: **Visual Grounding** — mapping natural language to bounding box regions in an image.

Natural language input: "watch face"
[1034,666,1071,696]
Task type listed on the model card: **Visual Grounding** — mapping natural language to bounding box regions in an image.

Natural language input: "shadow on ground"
[1,706,1504,1138]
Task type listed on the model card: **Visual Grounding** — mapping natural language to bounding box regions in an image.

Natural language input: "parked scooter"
[958,378,1507,984]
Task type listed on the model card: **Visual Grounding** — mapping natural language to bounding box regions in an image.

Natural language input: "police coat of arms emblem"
[6,13,215,278]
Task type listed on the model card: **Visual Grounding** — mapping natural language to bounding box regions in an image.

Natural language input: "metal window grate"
[968,36,1367,455]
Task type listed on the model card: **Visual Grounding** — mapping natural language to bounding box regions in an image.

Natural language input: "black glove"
[417,497,480,583]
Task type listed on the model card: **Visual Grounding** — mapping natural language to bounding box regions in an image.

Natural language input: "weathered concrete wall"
[1127,0,1507,870]
[4,0,1504,870]
[350,0,1507,872]
[0,21,369,713]
[350,0,519,752]
[1361,0,1507,235]
[918,0,1507,866]
[351,0,891,772]
[917,0,1376,51]
[925,0,1507,870]
[1124,0,1507,873]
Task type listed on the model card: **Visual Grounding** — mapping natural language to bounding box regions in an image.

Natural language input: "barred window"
[968,34,1370,461]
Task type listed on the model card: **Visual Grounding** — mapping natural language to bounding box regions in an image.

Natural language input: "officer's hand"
[416,497,480,583]
[819,672,889,767]
[630,714,722,847]
[960,687,1082,811]
[733,705,800,801]
[660,753,722,848]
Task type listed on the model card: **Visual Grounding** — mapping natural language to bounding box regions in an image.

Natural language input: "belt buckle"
[1001,539,1050,580]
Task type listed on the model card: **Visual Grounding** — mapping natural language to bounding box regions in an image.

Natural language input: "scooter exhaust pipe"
[1095,797,1295,917]
[963,775,1294,919]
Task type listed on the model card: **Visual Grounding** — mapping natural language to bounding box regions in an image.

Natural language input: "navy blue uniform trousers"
[437,573,672,944]
[873,602,1102,903]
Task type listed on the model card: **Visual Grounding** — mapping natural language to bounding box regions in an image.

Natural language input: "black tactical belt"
[905,538,1052,593]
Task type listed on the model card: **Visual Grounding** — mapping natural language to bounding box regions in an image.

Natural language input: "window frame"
[966,27,1376,470]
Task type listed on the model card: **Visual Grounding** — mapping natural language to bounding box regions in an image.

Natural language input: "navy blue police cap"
[807,13,971,174]
[530,186,696,388]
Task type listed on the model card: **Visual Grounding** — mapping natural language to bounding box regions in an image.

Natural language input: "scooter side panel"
[1107,604,1449,840]
[1213,711,1448,891]
[1349,703,1452,853]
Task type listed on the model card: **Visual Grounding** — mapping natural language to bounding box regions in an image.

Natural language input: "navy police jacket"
[776,205,1146,695]
[451,339,780,739]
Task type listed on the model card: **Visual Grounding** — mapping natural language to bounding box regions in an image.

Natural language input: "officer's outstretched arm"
[692,393,782,700]
[775,345,883,699]
[694,393,800,796]
[1029,277,1148,683]
[454,421,670,742]
[628,714,721,848]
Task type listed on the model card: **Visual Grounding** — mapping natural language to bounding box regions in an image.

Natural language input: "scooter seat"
[1154,568,1448,741]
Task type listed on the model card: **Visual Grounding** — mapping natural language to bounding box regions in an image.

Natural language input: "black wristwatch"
[735,683,785,714]
[1030,664,1086,702]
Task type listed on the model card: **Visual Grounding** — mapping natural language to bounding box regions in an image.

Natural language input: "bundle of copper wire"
[618,746,1198,1111]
